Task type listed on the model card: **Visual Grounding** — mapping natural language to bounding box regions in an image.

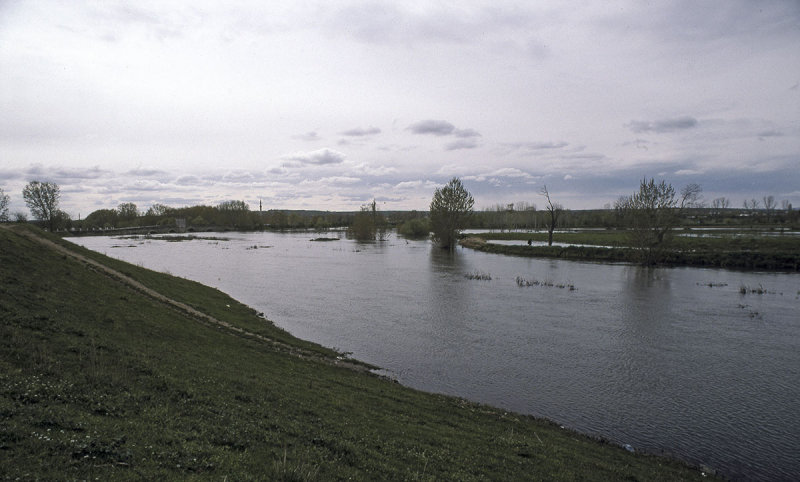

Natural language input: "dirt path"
[3,224,372,373]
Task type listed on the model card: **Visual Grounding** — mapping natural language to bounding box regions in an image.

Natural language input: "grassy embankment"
[462,230,800,271]
[1,225,711,480]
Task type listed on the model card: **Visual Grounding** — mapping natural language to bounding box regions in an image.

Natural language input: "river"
[67,231,800,480]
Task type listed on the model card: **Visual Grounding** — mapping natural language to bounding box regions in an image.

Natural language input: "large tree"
[0,188,9,222]
[84,208,119,230]
[615,178,702,265]
[430,177,474,250]
[146,203,171,217]
[22,181,61,231]
[117,202,139,225]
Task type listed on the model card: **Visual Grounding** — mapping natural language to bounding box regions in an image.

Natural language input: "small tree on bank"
[430,177,474,250]
[22,181,61,231]
[615,178,702,265]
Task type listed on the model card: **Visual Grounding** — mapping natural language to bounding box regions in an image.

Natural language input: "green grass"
[467,231,800,270]
[1,225,711,480]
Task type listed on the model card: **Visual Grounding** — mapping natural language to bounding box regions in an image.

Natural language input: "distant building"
[175,217,187,232]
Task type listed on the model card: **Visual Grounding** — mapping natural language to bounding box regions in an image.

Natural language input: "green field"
[1,224,711,480]
[464,230,800,271]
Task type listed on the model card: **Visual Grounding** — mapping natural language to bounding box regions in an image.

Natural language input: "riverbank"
[461,231,800,271]
[0,224,712,480]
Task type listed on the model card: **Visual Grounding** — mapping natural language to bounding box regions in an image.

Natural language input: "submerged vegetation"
[346,199,388,241]
[0,224,711,480]
[515,276,576,290]
[464,270,492,281]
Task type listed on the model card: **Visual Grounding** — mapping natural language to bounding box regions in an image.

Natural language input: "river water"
[67,231,800,480]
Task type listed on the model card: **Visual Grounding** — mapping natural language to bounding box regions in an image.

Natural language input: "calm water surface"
[68,231,800,480]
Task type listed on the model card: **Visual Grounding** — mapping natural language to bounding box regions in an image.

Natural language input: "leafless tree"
[711,197,730,220]
[615,178,702,265]
[743,198,760,213]
[540,185,562,246]
[762,195,777,222]
[711,197,730,210]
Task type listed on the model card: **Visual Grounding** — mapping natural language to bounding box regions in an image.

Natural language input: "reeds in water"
[739,284,770,295]
[516,276,575,290]
[464,271,492,281]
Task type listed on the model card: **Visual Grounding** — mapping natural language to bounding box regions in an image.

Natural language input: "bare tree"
[711,197,730,210]
[22,181,61,231]
[540,185,562,246]
[743,198,760,213]
[762,195,777,222]
[615,178,702,265]
[711,197,730,220]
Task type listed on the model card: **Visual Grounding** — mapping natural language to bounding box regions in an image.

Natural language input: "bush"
[397,218,430,238]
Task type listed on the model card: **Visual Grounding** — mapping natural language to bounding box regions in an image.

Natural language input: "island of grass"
[0,224,713,480]
[461,229,800,271]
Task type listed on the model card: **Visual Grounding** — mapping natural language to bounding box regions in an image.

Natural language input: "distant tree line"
[1,180,797,235]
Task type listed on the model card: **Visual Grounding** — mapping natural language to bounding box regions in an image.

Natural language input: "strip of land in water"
[461,230,800,271]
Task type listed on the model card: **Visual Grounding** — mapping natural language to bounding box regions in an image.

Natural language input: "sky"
[1,1,798,217]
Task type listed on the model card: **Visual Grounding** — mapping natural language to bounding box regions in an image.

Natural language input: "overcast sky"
[1,1,798,217]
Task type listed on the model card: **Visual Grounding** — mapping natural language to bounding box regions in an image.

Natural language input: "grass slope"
[1,225,709,480]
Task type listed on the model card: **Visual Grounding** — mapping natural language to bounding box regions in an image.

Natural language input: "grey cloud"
[374,196,405,203]
[24,165,111,181]
[293,131,321,141]
[445,139,479,151]
[408,120,482,142]
[221,171,257,183]
[627,117,698,133]
[757,129,783,139]
[127,167,168,177]
[454,128,481,138]
[512,141,569,150]
[95,4,184,42]
[101,180,168,193]
[286,148,346,165]
[408,119,455,136]
[637,1,800,44]
[621,138,653,151]
[340,126,381,137]
[0,169,23,181]
[175,175,202,186]
[327,4,540,46]
[319,176,361,185]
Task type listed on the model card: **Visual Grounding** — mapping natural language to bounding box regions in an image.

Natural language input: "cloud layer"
[1,1,798,215]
